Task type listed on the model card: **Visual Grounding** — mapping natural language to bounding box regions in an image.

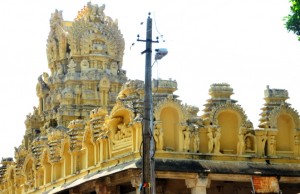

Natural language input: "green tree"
[285,0,300,40]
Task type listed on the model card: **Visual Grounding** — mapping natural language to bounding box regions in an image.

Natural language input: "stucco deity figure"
[154,128,159,149]
[268,136,276,156]
[45,95,51,109]
[117,123,131,139]
[213,129,221,154]
[111,62,118,75]
[154,127,164,151]
[48,39,58,62]
[183,127,191,152]
[245,137,252,151]
[56,87,62,102]
[193,133,200,153]
[26,168,34,188]
[98,63,104,70]
[133,112,143,122]
[68,59,77,73]
[43,72,49,84]
[33,106,38,115]
[207,128,214,153]
[81,59,90,70]
[237,132,245,155]
[56,63,64,75]
[294,135,300,156]
[114,130,121,141]
[75,85,82,104]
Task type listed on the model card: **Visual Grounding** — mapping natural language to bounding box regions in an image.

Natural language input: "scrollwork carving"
[210,102,248,127]
[268,103,300,129]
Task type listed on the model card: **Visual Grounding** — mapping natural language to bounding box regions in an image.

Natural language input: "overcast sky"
[0,0,299,158]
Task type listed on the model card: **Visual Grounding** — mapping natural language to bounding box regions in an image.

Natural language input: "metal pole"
[142,13,155,194]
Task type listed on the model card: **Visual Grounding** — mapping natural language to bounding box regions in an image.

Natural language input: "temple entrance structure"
[0,3,300,194]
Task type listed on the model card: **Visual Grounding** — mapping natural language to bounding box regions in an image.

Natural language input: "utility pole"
[138,13,158,194]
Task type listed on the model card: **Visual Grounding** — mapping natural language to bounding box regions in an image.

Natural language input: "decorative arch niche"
[23,157,35,190]
[217,110,240,154]
[83,127,96,168]
[6,166,15,193]
[61,140,71,177]
[244,133,256,153]
[211,103,248,154]
[269,104,300,154]
[36,167,44,188]
[276,113,295,152]
[99,76,111,106]
[154,99,187,152]
[160,107,180,151]
[41,150,52,184]
[109,105,135,157]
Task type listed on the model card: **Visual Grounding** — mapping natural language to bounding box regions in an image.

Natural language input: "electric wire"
[153,12,165,42]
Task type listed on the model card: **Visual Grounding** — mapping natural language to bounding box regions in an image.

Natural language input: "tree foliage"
[285,0,300,39]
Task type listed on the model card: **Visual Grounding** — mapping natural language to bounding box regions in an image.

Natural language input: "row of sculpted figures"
[153,100,300,157]
[2,89,300,193]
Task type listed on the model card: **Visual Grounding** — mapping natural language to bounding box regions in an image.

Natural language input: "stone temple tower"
[35,3,126,130]
[2,3,300,194]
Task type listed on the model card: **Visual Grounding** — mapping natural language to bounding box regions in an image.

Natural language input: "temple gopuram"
[0,2,300,194]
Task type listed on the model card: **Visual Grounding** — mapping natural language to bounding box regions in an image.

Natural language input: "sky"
[0,0,299,158]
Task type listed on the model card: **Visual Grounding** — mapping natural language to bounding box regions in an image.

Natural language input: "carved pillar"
[133,122,142,153]
[56,114,63,126]
[51,164,54,182]
[39,97,43,114]
[99,140,104,162]
[99,89,108,107]
[108,185,118,194]
[185,177,210,194]
[101,90,105,106]
[131,176,141,194]
[71,152,77,174]
[34,171,38,189]
[95,183,100,194]
[95,182,109,194]
[255,130,267,156]
[104,176,119,194]
[94,86,99,105]
[105,90,109,106]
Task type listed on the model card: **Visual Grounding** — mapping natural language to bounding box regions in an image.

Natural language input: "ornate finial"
[75,2,106,22]
[209,83,233,99]
[264,86,289,99]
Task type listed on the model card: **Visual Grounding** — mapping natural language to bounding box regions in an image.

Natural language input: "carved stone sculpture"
[213,129,221,154]
[268,136,276,156]
[245,136,252,151]
[183,127,191,152]
[237,132,245,155]
[207,128,214,153]
[193,132,200,153]
[154,123,164,151]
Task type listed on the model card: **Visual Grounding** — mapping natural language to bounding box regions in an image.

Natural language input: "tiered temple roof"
[0,3,300,194]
